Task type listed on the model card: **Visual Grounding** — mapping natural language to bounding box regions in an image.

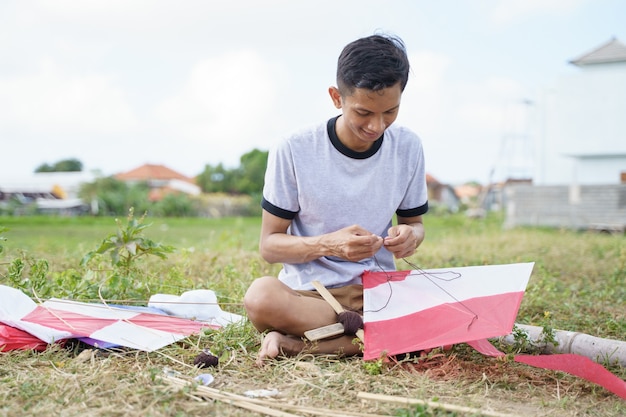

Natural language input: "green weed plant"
[79,208,175,300]
[81,208,174,273]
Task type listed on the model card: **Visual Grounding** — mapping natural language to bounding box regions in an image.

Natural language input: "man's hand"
[383,221,424,259]
[325,224,384,262]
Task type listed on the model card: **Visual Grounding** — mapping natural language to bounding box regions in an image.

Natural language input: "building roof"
[569,37,626,66]
[425,173,439,185]
[454,183,482,200]
[115,164,195,184]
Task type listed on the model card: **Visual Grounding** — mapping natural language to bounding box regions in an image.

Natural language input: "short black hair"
[336,34,410,96]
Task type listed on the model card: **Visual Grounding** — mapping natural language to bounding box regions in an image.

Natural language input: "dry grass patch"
[1,214,625,416]
[2,338,623,417]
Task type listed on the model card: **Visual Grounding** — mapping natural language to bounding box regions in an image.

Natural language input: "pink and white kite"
[0,285,218,351]
[362,262,534,360]
[362,263,626,399]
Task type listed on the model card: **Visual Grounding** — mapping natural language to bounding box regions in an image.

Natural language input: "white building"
[0,171,97,200]
[0,171,98,214]
[534,38,626,185]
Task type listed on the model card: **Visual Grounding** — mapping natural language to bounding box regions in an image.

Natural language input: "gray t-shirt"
[262,116,428,290]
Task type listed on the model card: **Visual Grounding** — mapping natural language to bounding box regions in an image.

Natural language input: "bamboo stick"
[304,322,346,341]
[163,374,390,417]
[357,392,516,417]
[163,374,299,417]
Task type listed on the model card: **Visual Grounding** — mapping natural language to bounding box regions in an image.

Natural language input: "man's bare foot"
[256,331,304,366]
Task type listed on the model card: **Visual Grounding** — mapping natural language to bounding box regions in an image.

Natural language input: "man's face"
[329,83,402,152]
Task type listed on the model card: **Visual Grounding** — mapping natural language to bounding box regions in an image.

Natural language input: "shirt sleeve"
[262,140,300,216]
[396,130,429,216]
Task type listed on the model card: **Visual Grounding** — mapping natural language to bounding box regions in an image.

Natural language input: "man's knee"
[243,276,277,316]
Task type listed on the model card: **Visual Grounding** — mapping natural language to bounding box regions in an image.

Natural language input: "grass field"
[0,213,624,416]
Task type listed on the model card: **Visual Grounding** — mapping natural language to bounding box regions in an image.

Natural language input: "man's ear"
[328,86,342,109]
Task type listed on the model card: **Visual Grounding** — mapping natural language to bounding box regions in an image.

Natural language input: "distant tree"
[34,163,54,172]
[35,158,83,172]
[196,164,245,194]
[234,149,268,194]
[54,158,83,172]
[79,177,150,216]
[196,162,237,193]
[196,149,268,195]
[152,193,199,217]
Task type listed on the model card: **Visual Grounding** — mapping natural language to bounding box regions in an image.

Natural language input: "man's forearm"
[260,233,329,264]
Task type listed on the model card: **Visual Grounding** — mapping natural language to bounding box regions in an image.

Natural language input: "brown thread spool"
[193,350,219,368]
[337,311,363,335]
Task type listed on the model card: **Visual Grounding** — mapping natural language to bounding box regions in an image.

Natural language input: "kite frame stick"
[304,322,346,341]
[164,374,391,417]
[311,280,364,343]
[357,392,516,417]
[164,374,299,417]
[31,288,78,332]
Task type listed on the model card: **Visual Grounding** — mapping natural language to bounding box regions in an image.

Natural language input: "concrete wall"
[504,184,626,231]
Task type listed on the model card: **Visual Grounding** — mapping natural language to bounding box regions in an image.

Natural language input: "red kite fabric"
[467,339,626,400]
[362,262,534,360]
[0,324,48,352]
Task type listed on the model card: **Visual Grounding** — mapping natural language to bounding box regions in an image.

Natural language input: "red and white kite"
[362,263,626,400]
[362,262,534,360]
[0,285,216,351]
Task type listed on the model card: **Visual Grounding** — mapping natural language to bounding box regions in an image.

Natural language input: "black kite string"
[365,256,479,329]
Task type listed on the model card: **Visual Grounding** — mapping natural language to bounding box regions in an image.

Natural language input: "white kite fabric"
[0,285,244,352]
[362,262,534,360]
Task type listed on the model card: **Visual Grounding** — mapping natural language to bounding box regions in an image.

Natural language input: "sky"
[1,0,625,185]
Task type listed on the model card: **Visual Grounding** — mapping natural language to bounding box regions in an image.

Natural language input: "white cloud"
[395,48,532,184]
[489,0,585,25]
[397,51,450,137]
[400,51,527,142]
[0,0,622,182]
[29,0,294,35]
[456,77,527,131]
[0,60,137,134]
[155,50,282,167]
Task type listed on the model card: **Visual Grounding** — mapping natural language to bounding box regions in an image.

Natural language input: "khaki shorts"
[296,284,363,313]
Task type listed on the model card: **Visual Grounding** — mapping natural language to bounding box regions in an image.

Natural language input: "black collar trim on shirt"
[327,116,383,159]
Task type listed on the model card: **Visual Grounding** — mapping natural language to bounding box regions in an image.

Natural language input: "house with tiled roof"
[426,173,460,212]
[115,164,201,201]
